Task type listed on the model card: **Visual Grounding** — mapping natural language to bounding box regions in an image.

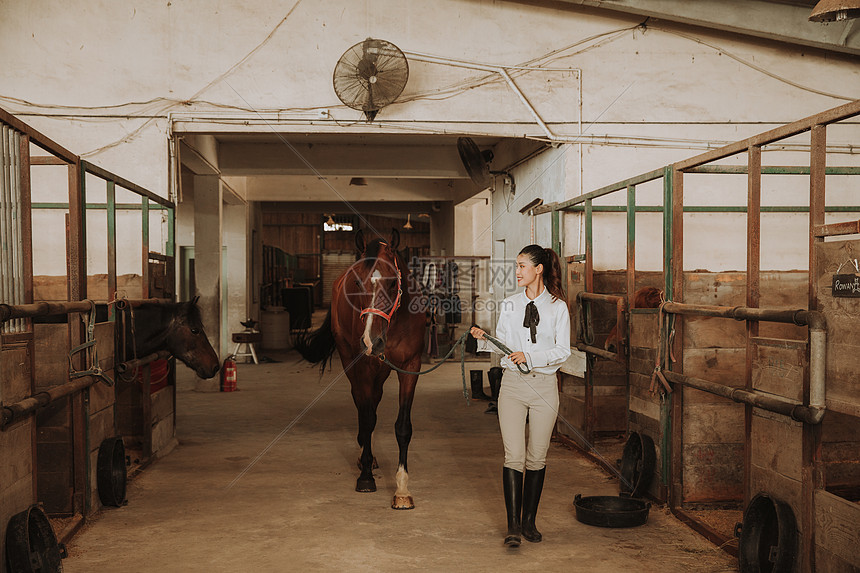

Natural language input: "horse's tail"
[295,308,336,374]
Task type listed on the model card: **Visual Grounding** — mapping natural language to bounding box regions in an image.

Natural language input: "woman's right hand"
[470,326,486,340]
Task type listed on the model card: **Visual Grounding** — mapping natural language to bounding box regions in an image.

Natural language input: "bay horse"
[604,286,663,354]
[296,229,426,509]
[118,296,220,379]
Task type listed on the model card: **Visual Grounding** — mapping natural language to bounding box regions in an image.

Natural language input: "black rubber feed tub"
[573,494,650,528]
[735,493,798,573]
[97,436,127,507]
[619,431,656,497]
[5,504,66,573]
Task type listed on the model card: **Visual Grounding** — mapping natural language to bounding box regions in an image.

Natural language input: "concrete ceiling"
[181,132,544,211]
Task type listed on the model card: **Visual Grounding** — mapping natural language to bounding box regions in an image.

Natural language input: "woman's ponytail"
[543,247,565,301]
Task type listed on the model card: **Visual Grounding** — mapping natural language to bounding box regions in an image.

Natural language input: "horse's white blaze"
[394,465,410,497]
[362,286,378,355]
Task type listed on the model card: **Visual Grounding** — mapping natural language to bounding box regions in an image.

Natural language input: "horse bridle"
[359,247,403,323]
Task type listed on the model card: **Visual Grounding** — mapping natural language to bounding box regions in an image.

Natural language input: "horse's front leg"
[392,364,419,510]
[353,385,382,493]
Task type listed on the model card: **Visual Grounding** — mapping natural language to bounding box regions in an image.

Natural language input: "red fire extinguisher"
[221,355,237,392]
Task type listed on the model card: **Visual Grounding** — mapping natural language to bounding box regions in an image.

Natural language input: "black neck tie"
[523,301,539,343]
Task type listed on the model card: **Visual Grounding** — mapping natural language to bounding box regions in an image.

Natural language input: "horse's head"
[165,297,221,379]
[349,229,403,357]
[604,287,663,353]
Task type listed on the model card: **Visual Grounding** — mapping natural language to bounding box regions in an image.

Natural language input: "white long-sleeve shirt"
[477,286,571,374]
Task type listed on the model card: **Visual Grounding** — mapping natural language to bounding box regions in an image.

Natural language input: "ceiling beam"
[218,142,470,178]
[260,201,439,214]
[540,0,860,56]
[227,175,478,202]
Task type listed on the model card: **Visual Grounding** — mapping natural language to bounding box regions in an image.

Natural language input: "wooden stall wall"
[557,261,585,444]
[86,322,118,512]
[626,272,666,500]
[33,323,79,516]
[680,271,807,507]
[0,342,35,571]
[812,239,860,572]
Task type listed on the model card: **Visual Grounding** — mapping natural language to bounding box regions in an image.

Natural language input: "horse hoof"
[391,495,414,510]
[356,478,377,493]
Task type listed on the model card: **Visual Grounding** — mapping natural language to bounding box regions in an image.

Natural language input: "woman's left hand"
[508,351,527,365]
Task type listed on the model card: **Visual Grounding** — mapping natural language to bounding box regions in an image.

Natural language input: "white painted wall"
[2,0,859,286]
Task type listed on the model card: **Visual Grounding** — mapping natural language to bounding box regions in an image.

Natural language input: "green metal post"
[107,181,116,321]
[141,197,150,298]
[661,166,674,488]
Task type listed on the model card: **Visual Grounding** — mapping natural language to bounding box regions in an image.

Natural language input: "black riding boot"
[521,467,546,543]
[485,366,503,414]
[470,370,491,401]
[502,467,523,547]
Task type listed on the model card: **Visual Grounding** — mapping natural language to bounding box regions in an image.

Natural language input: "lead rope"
[650,298,674,396]
[378,332,529,406]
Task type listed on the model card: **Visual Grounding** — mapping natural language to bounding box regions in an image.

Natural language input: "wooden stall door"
[813,239,860,572]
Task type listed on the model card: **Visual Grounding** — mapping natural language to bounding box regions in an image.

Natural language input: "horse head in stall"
[296,228,426,509]
[123,297,220,379]
[604,286,663,353]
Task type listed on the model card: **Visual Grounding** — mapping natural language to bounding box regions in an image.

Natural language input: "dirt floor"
[62,347,739,573]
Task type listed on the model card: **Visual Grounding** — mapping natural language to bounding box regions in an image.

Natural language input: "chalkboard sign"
[832,274,860,297]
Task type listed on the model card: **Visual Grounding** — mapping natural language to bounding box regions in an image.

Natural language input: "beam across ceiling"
[543,0,860,56]
[218,141,471,178]
[228,175,479,203]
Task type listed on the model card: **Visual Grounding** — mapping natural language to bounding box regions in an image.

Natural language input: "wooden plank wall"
[812,240,860,570]
[684,271,808,506]
[0,343,36,571]
[86,322,118,511]
[626,272,666,500]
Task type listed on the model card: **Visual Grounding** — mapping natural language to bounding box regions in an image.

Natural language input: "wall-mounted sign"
[832,274,860,297]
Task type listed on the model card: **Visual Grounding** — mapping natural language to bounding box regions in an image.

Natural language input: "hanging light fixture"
[326,214,336,226]
[809,0,860,21]
[403,213,413,230]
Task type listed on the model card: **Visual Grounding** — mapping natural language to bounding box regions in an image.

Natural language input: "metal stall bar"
[533,167,667,215]
[1,126,11,334]
[626,185,636,310]
[688,166,860,175]
[1,377,100,429]
[81,161,172,208]
[575,291,626,362]
[107,181,117,314]
[745,145,762,506]
[669,163,684,510]
[659,302,827,424]
[804,123,828,573]
[674,100,860,171]
[142,197,150,299]
[115,350,171,376]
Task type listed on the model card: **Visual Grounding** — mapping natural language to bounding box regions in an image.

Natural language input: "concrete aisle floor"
[64,351,738,573]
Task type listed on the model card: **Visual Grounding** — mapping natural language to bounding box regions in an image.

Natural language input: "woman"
[471,245,571,548]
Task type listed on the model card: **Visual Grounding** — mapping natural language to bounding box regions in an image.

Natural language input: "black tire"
[737,493,798,573]
[5,504,65,572]
[97,436,127,507]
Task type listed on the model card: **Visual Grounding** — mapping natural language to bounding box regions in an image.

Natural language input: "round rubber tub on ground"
[5,504,66,572]
[573,494,651,528]
[735,492,797,573]
[619,431,656,498]
[97,436,127,507]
